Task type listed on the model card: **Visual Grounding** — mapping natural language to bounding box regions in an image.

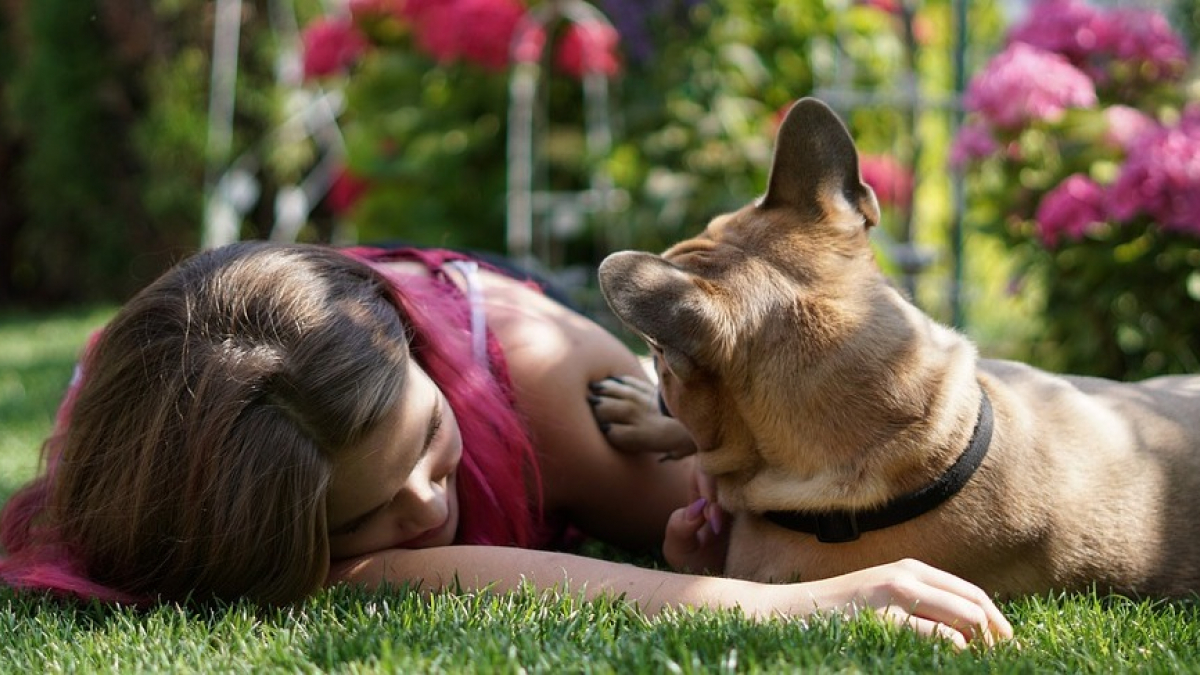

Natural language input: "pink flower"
[1102,105,1157,151]
[859,0,899,12]
[413,0,526,71]
[1007,0,1102,66]
[327,168,371,215]
[1185,102,1200,129]
[398,0,453,21]
[511,20,546,64]
[301,17,369,80]
[1091,7,1189,85]
[1034,174,1108,247]
[1011,1,1189,91]
[858,153,913,209]
[556,21,621,79]
[949,122,999,168]
[1109,121,1200,237]
[413,4,459,63]
[964,43,1097,130]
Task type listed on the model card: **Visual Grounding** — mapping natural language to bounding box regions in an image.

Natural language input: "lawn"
[1,308,1198,673]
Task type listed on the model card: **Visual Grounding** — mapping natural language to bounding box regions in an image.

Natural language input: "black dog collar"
[762,388,994,543]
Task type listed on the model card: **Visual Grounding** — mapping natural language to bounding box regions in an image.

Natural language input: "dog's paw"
[587,376,696,458]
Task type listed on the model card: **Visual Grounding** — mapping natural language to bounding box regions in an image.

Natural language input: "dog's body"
[598,98,1200,599]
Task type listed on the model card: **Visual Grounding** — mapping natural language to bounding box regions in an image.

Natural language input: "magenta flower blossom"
[1007,0,1102,66]
[394,0,454,22]
[1102,105,1157,151]
[327,167,371,215]
[858,153,913,209]
[414,0,525,71]
[1091,7,1189,85]
[1034,174,1108,247]
[1008,0,1189,90]
[556,21,622,79]
[964,43,1097,130]
[859,0,899,12]
[301,17,368,80]
[1109,121,1200,237]
[949,122,999,168]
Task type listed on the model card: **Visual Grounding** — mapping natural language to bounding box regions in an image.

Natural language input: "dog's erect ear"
[761,98,879,229]
[597,251,721,382]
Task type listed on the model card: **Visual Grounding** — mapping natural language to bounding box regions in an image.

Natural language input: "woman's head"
[38,242,411,604]
[2,242,543,605]
[325,355,465,560]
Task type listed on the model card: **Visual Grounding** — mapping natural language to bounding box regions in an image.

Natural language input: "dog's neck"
[760,383,994,543]
[741,293,995,543]
[731,293,985,514]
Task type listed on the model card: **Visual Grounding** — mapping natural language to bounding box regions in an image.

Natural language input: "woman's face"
[325,357,463,560]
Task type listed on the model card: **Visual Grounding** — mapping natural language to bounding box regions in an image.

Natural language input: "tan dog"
[597,97,1200,599]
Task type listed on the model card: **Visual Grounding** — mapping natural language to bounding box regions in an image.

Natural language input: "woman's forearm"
[328,545,1012,648]
[331,545,777,617]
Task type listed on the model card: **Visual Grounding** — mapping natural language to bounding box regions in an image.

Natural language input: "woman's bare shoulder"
[472,269,693,549]
[474,269,636,379]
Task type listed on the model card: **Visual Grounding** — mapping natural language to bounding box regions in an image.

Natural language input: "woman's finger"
[877,606,969,650]
[893,559,1012,642]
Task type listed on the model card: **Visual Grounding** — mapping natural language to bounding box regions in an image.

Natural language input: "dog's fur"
[598,98,1200,599]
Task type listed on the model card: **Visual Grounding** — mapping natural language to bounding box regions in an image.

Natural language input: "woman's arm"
[477,270,697,551]
[330,547,1011,649]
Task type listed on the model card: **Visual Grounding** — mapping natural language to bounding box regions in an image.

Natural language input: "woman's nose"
[394,474,445,529]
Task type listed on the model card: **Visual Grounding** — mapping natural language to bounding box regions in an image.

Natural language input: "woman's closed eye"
[330,401,446,540]
[423,405,444,453]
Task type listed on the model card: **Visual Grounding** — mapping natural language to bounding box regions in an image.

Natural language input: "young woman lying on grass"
[0,242,1011,648]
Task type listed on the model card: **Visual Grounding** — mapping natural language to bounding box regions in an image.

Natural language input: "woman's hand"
[587,376,696,459]
[788,558,1014,649]
[663,497,730,574]
[662,468,728,574]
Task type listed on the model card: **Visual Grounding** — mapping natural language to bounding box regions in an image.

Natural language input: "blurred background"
[1,0,1198,378]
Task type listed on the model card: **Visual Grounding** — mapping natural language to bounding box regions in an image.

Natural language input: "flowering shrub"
[859,153,914,211]
[299,0,626,250]
[295,0,992,310]
[953,0,1200,379]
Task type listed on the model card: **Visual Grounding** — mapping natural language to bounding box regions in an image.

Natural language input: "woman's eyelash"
[423,405,444,452]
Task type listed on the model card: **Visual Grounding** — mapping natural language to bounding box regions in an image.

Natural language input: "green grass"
[0,306,116,502]
[2,308,1199,673]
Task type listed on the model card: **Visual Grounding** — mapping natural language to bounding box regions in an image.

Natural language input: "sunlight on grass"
[1,308,1198,673]
[0,584,1196,673]
[0,307,114,500]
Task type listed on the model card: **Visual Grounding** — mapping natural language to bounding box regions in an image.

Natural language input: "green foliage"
[342,54,512,249]
[0,0,318,303]
[956,3,1200,380]
[9,0,135,301]
[132,42,210,245]
[1174,0,1200,50]
[310,0,1008,312]
[1026,225,1200,378]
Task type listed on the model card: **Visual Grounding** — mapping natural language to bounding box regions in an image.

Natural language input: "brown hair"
[49,242,409,604]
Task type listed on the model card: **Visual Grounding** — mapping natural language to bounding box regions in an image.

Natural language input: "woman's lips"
[397,517,449,548]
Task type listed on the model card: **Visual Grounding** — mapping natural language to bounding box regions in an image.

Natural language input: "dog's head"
[599,98,941,511]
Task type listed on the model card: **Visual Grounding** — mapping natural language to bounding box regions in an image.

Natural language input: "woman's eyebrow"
[328,397,444,537]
